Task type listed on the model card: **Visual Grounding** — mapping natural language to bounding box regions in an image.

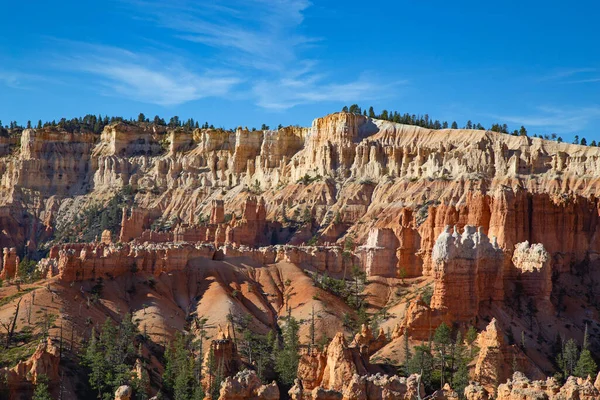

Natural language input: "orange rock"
[226,196,268,246]
[203,324,241,390]
[0,247,18,280]
[430,226,503,323]
[357,228,399,277]
[2,338,60,395]
[119,208,150,242]
[472,319,543,394]
[349,325,388,357]
[297,349,327,391]
[321,333,368,391]
[210,200,225,224]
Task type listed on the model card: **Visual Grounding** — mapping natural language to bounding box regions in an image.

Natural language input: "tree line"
[342,104,599,146]
[0,114,283,136]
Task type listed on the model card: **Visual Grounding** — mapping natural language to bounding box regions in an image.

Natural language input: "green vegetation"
[17,257,40,283]
[32,374,52,400]
[0,287,35,308]
[163,332,206,400]
[83,315,142,400]
[274,316,300,387]
[406,323,479,396]
[556,327,599,379]
[297,173,322,185]
[0,340,38,368]
[421,285,433,306]
[54,187,135,243]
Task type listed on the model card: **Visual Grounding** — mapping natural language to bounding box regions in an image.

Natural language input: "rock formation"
[430,226,503,323]
[349,324,389,357]
[0,247,18,279]
[290,373,426,400]
[203,324,242,389]
[357,228,399,277]
[1,112,600,398]
[473,319,543,395]
[464,381,489,400]
[511,241,552,303]
[114,385,132,400]
[0,338,60,397]
[495,372,600,400]
[218,370,279,400]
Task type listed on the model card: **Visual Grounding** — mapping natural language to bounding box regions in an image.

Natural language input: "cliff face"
[430,225,504,322]
[1,112,600,398]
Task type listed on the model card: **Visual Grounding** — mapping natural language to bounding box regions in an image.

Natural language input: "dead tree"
[1,298,22,348]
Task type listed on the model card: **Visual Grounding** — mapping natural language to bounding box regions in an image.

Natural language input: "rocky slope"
[0,111,599,398]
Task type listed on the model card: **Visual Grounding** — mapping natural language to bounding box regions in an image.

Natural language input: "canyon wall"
[1,112,600,397]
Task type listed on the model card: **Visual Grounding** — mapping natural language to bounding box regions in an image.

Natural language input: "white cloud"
[536,68,597,82]
[58,44,241,106]
[492,106,600,134]
[0,70,57,90]
[118,0,390,109]
[253,71,404,110]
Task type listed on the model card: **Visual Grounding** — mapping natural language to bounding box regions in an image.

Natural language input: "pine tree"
[519,126,528,136]
[433,322,452,388]
[84,316,140,400]
[32,375,52,400]
[275,316,300,387]
[575,348,597,378]
[451,121,458,129]
[408,342,433,390]
[452,332,469,398]
[84,327,108,398]
[403,332,411,375]
[574,325,597,378]
[557,338,579,377]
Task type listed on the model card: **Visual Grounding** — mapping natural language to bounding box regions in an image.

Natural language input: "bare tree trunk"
[5,298,22,348]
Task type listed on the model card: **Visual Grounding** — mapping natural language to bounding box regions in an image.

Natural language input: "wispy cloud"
[491,106,600,133]
[56,44,241,106]
[538,68,597,82]
[0,70,58,90]
[115,0,391,109]
[129,0,311,64]
[562,77,600,84]
[537,68,598,84]
[253,71,405,110]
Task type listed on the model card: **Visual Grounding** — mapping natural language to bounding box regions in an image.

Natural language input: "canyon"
[0,112,599,399]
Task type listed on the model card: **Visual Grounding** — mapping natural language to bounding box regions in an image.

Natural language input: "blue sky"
[1,0,599,140]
